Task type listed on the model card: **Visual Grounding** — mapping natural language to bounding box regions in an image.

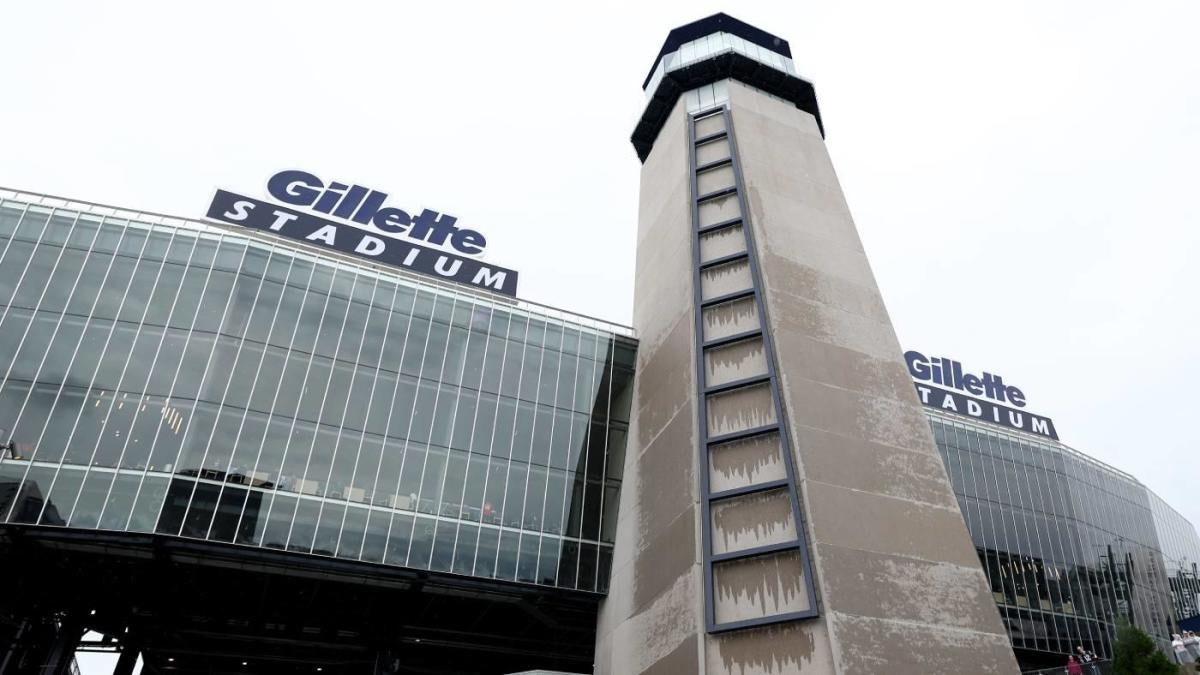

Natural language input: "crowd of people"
[1174,631,1200,666]
[1064,646,1101,675]
[1060,632,1200,673]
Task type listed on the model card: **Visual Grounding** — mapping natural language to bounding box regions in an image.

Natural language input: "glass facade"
[0,192,635,593]
[927,409,1195,665]
[1149,492,1200,623]
[644,31,798,100]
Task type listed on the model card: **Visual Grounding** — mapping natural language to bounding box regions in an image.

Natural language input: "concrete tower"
[596,14,1020,674]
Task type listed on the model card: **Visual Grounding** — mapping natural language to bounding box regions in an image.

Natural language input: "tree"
[1111,619,1180,675]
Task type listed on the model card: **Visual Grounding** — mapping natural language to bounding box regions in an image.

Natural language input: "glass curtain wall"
[0,195,635,593]
[1149,491,1200,623]
[929,411,1177,662]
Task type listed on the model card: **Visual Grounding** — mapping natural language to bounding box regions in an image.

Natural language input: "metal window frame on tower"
[687,104,820,634]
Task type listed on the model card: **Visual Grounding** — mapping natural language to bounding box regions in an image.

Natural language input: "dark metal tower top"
[641,12,793,90]
[632,13,823,162]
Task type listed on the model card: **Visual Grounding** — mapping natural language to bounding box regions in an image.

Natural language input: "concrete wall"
[724,80,1019,674]
[594,99,704,675]
[597,79,1019,674]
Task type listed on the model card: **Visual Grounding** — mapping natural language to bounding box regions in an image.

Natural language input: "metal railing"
[1022,660,1110,675]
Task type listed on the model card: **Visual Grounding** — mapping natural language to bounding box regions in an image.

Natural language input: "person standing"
[1174,634,1196,666]
[1076,646,1100,675]
[1184,631,1200,662]
[1066,655,1083,675]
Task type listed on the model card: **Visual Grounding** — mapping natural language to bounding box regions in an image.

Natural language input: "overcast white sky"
[3,0,1197,552]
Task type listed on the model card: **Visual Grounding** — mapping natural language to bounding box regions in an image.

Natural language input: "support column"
[39,614,84,675]
[372,649,399,675]
[0,619,33,675]
[0,618,60,675]
[112,646,139,675]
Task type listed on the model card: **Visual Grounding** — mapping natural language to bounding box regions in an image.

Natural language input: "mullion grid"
[377,289,444,564]
[942,422,1004,613]
[539,326,583,587]
[1044,443,1105,651]
[0,198,43,319]
[1062,458,1109,649]
[956,424,1014,638]
[1115,480,1152,637]
[1099,475,1134,641]
[0,205,95,521]
[590,338,615,591]
[83,222,205,530]
[0,208,87,413]
[366,281,423,564]
[90,223,201,528]
[288,272,364,554]
[1137,496,1176,642]
[932,411,1191,658]
[986,432,1036,650]
[510,316,549,583]
[151,233,251,535]
[0,202,59,351]
[163,240,281,538]
[486,311,532,578]
[227,252,304,543]
[0,193,624,592]
[0,208,99,522]
[997,432,1051,653]
[276,265,351,550]
[110,227,223,530]
[5,213,163,525]
[542,324,583,581]
[1100,471,1141,635]
[397,292,459,566]
[1060,446,1121,654]
[1072,458,1125,650]
[378,290,439,563]
[412,293,478,570]
[46,215,188,528]
[446,302,499,575]
[1020,435,1089,653]
[429,298,497,573]
[240,258,328,546]
[562,330,601,590]
[1116,479,1157,639]
[227,256,320,546]
[193,241,291,542]
[1110,475,1157,641]
[1157,495,1200,623]
[987,427,1034,646]
[964,428,1007,627]
[434,302,588,576]
[567,328,604,590]
[526,319,566,585]
[337,270,411,556]
[688,106,818,633]
[326,276,389,559]
[1092,462,1165,645]
[968,431,1010,633]
[467,311,516,578]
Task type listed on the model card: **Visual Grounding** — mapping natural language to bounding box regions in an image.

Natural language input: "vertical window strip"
[688,107,819,632]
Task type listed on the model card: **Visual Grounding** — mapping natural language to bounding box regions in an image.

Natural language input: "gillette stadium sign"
[905,351,1058,440]
[206,170,518,296]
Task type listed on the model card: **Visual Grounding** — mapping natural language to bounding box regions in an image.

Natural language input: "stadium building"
[1,12,1197,675]
[907,351,1200,669]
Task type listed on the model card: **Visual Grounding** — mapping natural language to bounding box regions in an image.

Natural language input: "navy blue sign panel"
[206,190,519,297]
[914,383,1059,441]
